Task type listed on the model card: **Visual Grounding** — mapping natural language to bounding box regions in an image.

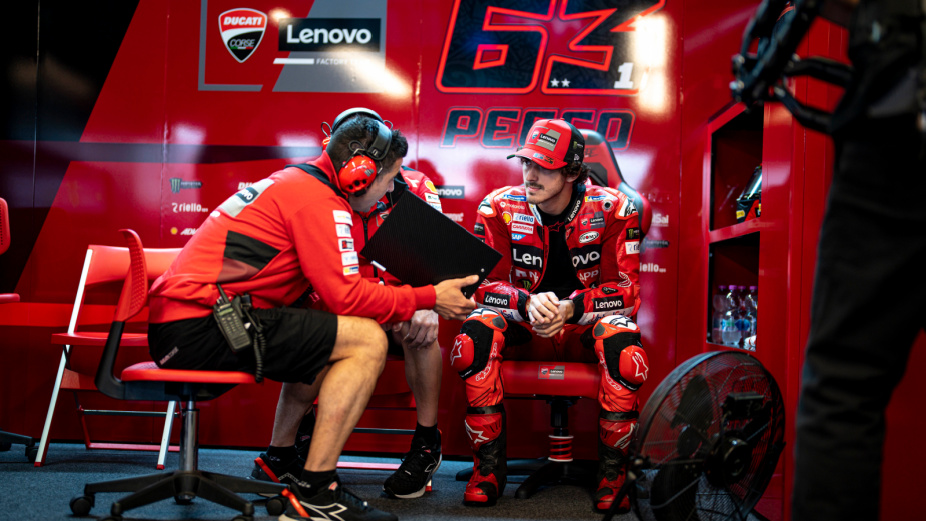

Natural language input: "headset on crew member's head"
[321,107,394,194]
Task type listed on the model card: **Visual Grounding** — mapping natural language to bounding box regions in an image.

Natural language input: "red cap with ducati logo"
[508,118,585,170]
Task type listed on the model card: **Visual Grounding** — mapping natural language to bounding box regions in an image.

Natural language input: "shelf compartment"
[708,105,763,231]
[707,232,759,347]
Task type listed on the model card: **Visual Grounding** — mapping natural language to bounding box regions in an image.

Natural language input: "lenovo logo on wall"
[279,18,380,53]
[218,8,267,63]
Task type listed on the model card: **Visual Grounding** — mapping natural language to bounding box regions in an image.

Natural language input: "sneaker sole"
[383,455,442,499]
[248,475,284,498]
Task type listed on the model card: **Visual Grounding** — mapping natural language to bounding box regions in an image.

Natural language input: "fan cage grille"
[632,352,784,521]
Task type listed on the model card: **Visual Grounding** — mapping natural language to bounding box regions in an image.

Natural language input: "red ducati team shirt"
[148,153,436,324]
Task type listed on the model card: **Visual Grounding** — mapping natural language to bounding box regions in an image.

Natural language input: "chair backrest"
[66,243,181,334]
[96,229,152,399]
[115,230,149,322]
[0,197,19,303]
[0,197,10,256]
[579,129,653,238]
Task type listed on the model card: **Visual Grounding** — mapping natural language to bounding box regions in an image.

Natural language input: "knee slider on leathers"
[452,309,507,380]
[594,315,649,391]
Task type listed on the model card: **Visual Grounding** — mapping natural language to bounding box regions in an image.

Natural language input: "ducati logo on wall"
[218,8,267,63]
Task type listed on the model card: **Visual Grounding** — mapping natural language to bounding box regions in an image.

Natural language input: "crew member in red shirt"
[451,119,649,512]
[147,114,476,521]
[252,108,449,501]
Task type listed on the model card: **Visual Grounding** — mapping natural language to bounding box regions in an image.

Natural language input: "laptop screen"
[360,193,502,298]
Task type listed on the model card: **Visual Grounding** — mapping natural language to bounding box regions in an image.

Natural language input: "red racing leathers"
[149,153,436,325]
[451,182,648,509]
[471,183,640,324]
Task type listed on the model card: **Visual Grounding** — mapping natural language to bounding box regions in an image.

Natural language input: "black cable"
[240,304,265,383]
[252,327,266,383]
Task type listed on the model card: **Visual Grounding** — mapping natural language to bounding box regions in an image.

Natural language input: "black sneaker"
[280,481,397,521]
[250,453,305,496]
[382,444,442,499]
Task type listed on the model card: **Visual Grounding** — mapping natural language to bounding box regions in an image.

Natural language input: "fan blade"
[672,375,715,435]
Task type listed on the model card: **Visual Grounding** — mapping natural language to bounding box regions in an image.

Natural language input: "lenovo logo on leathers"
[513,247,542,268]
[593,297,624,311]
[484,293,510,307]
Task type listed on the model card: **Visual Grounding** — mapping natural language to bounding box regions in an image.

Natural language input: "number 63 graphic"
[436,0,665,95]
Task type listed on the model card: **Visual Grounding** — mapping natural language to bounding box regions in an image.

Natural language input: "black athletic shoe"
[280,481,397,521]
[250,453,305,496]
[382,443,442,499]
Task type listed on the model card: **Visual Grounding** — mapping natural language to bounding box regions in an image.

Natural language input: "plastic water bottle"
[711,285,728,344]
[742,286,758,349]
[744,286,758,337]
[733,285,752,346]
[720,287,740,346]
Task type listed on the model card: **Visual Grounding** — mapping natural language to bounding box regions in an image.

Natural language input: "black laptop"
[360,192,501,298]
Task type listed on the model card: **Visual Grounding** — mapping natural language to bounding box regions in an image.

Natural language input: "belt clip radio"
[213,284,252,352]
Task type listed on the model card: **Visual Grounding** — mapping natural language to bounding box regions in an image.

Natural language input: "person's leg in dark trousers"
[793,115,926,520]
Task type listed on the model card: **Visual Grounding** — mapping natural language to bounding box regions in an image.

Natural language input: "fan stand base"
[601,458,776,521]
[455,458,597,499]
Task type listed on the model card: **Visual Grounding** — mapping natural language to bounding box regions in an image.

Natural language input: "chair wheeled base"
[70,400,287,521]
[0,430,37,462]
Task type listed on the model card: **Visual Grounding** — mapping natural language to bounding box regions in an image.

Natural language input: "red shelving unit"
[677,19,851,520]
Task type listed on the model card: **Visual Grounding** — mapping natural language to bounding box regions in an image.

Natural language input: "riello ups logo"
[219,8,268,63]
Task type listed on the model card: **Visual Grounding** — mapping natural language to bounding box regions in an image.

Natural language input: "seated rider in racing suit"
[451,119,649,512]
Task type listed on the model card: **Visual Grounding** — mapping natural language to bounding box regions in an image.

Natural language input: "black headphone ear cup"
[339,154,378,194]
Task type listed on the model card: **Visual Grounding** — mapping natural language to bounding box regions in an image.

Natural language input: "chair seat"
[52,331,149,347]
[0,293,19,304]
[502,361,600,399]
[122,361,256,384]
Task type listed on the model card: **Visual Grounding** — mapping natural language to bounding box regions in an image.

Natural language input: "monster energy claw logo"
[169,178,203,194]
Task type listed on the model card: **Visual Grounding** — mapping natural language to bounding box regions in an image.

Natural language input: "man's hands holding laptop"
[433,274,479,321]
[385,275,476,345]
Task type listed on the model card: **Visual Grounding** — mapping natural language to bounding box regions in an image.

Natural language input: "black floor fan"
[603,351,785,521]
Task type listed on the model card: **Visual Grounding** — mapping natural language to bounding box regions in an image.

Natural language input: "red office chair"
[37,243,183,469]
[0,197,38,461]
[457,131,653,498]
[500,361,602,497]
[69,230,285,520]
[580,129,653,236]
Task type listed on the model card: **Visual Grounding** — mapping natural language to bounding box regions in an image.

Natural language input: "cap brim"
[508,147,566,169]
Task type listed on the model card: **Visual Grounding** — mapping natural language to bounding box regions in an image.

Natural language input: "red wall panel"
[2,0,683,462]
[3,1,922,517]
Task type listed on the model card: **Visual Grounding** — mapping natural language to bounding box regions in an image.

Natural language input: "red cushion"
[502,361,600,400]
[51,331,149,347]
[121,361,256,384]
[0,293,20,304]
